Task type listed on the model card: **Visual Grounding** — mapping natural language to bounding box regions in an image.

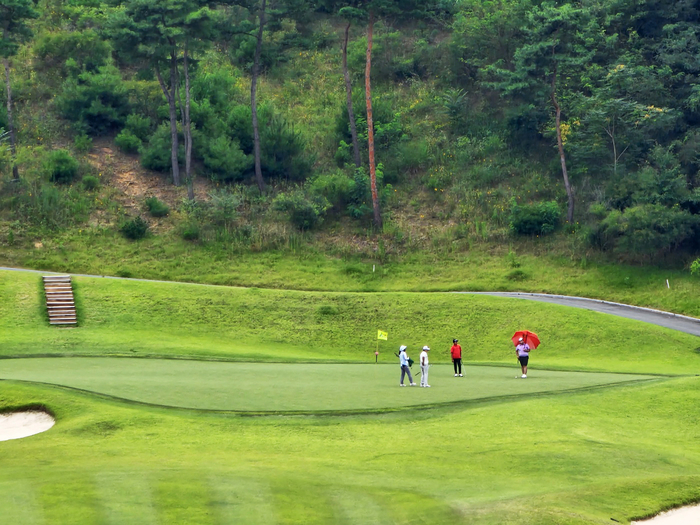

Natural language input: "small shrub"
[120,216,149,240]
[55,65,130,135]
[273,190,330,231]
[74,134,92,153]
[115,130,142,154]
[123,113,153,142]
[510,200,560,236]
[45,149,79,184]
[180,222,200,241]
[141,124,184,172]
[317,305,338,316]
[690,258,700,277]
[505,269,528,281]
[82,175,100,191]
[144,196,169,217]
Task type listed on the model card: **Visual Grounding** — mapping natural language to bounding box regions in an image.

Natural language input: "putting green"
[0,358,656,412]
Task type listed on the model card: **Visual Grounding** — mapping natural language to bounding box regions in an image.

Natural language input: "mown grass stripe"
[0,480,46,525]
[208,475,277,525]
[94,471,158,525]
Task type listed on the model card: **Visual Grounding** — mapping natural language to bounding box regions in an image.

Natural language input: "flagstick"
[375,340,379,363]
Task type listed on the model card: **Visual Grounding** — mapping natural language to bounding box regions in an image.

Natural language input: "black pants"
[453,358,462,374]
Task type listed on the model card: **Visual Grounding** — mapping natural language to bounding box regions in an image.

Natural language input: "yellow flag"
[377,330,388,341]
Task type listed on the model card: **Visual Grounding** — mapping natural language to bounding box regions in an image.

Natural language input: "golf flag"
[377,330,388,341]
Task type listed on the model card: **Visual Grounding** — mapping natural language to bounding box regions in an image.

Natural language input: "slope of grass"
[1,376,700,524]
[2,227,699,317]
[1,270,698,374]
[0,358,655,412]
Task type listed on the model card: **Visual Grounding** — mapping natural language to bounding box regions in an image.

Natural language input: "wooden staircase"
[43,275,77,326]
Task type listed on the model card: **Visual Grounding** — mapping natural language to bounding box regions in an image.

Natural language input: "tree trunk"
[342,22,361,169]
[251,0,267,193]
[365,11,382,230]
[155,60,181,187]
[550,59,574,223]
[3,57,19,180]
[183,44,194,201]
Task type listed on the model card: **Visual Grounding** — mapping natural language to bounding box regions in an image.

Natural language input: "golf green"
[0,357,655,412]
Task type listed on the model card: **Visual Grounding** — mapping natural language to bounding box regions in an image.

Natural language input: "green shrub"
[206,190,242,230]
[45,149,79,184]
[180,222,200,241]
[115,130,142,154]
[141,124,184,172]
[33,30,111,77]
[691,258,700,277]
[55,65,130,135]
[120,216,149,240]
[124,114,153,142]
[82,175,100,191]
[144,196,169,217]
[598,205,698,258]
[317,305,338,316]
[308,170,354,210]
[74,134,92,153]
[200,135,251,181]
[273,190,330,230]
[509,200,560,236]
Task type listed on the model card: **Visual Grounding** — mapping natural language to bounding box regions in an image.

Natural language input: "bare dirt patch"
[87,137,214,213]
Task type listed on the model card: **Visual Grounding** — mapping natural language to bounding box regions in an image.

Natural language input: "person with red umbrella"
[512,330,540,378]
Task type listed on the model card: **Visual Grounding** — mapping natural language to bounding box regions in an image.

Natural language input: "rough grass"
[2,226,699,318]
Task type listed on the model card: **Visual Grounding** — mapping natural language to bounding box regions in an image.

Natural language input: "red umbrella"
[512,330,540,349]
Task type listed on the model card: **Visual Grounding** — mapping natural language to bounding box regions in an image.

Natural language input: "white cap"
[422,346,430,351]
[399,345,407,351]
[518,337,524,342]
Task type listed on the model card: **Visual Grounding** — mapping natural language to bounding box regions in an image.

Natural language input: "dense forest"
[1,0,699,271]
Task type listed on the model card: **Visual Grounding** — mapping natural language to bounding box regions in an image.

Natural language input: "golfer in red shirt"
[450,339,463,377]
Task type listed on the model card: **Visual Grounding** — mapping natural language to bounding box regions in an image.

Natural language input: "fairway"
[0,357,656,412]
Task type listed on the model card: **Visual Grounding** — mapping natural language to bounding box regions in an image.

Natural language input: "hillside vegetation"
[1,0,699,300]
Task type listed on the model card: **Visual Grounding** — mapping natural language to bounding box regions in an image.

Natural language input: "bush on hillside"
[227,105,314,181]
[308,170,354,211]
[33,30,111,77]
[123,114,154,142]
[74,134,92,153]
[140,124,184,172]
[597,204,698,259]
[120,216,149,240]
[45,149,79,184]
[144,196,169,217]
[115,130,142,154]
[199,135,251,181]
[691,258,700,277]
[82,175,100,191]
[509,200,560,235]
[273,190,330,231]
[56,65,130,135]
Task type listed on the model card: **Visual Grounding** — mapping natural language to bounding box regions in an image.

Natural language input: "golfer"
[450,338,462,377]
[516,337,530,378]
[398,345,416,387]
[420,346,430,387]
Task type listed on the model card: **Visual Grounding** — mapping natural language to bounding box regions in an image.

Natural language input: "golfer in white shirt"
[420,346,430,387]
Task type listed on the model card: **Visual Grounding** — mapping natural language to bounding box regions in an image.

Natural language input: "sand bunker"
[632,504,700,524]
[0,411,55,441]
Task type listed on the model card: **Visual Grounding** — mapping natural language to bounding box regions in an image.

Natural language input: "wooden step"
[43,275,78,327]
